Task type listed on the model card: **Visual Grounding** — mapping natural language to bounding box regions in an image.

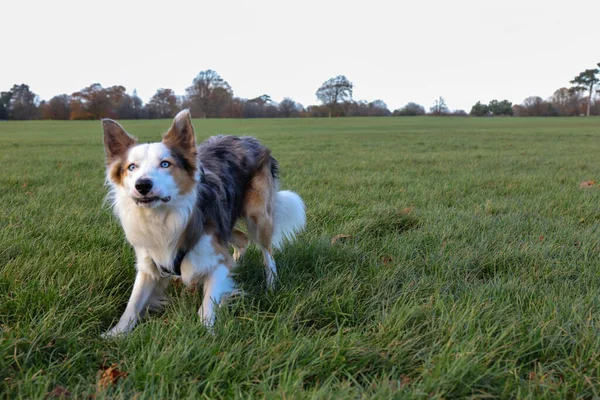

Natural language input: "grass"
[1,116,600,398]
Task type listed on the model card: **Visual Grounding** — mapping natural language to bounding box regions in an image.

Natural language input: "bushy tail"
[272,190,306,250]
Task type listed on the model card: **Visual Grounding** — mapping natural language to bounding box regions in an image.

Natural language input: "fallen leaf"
[44,339,55,348]
[22,183,27,187]
[97,364,128,392]
[381,256,393,265]
[529,371,536,381]
[331,234,352,245]
[539,235,544,242]
[46,386,71,399]
[401,207,413,214]
[25,191,33,196]
[400,374,411,387]
[579,180,596,188]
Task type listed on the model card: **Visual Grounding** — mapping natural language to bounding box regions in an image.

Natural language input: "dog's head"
[102,110,198,208]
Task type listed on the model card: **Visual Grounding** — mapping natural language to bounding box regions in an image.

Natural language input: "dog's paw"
[198,307,216,329]
[100,327,128,339]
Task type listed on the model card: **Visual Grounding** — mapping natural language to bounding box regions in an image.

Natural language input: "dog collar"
[155,249,187,277]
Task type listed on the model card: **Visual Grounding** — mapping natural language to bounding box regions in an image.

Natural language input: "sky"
[3,0,599,112]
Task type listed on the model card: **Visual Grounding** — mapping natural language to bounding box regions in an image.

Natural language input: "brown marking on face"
[162,110,198,178]
[102,119,136,187]
[167,155,197,194]
[108,157,129,186]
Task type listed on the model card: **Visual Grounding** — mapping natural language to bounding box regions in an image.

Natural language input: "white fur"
[262,250,277,288]
[120,143,183,207]
[198,265,235,327]
[101,271,168,338]
[180,234,225,286]
[272,190,306,250]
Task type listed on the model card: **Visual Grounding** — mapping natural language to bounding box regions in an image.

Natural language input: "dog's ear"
[102,119,136,165]
[163,109,196,151]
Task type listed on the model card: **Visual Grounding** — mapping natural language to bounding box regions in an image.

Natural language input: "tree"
[145,88,179,118]
[368,100,391,116]
[278,97,302,117]
[315,75,353,117]
[70,83,111,119]
[521,96,556,116]
[185,70,233,118]
[393,102,425,116]
[550,88,581,116]
[7,84,39,120]
[40,94,71,119]
[488,99,513,116]
[429,96,449,116]
[470,101,490,116]
[570,67,600,116]
[0,91,11,120]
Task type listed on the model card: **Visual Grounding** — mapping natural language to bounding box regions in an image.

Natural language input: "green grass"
[1,116,600,398]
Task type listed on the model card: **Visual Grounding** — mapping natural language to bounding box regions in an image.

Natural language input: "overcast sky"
[3,0,599,112]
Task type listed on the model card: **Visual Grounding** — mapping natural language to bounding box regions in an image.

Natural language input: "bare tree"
[278,97,302,117]
[146,88,179,118]
[185,70,233,118]
[550,88,581,116]
[315,75,353,117]
[429,96,449,116]
[521,96,556,116]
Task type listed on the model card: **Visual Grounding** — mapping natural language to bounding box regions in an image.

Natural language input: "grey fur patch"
[177,135,278,252]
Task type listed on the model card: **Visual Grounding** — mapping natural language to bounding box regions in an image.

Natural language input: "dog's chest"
[121,207,188,261]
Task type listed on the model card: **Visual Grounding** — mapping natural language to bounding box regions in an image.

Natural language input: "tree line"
[1,64,598,120]
[0,72,392,120]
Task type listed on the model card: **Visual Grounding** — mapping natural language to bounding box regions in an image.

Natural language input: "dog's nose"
[135,178,153,196]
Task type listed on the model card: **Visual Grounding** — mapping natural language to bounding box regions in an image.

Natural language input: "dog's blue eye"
[161,161,171,168]
[128,164,136,171]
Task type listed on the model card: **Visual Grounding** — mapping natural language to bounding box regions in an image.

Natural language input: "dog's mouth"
[133,196,171,206]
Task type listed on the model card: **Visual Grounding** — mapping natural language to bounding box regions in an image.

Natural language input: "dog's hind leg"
[243,165,277,288]
[231,228,248,262]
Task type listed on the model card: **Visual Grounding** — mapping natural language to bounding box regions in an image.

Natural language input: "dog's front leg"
[198,265,235,327]
[102,270,159,338]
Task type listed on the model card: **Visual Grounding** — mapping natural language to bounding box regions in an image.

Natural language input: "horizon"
[3,0,600,112]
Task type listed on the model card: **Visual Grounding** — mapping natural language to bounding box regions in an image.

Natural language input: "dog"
[101,110,306,337]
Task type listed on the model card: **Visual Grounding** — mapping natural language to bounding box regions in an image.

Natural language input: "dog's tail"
[272,190,306,250]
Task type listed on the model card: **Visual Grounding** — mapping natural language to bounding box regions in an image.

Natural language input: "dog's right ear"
[102,119,136,165]
[163,109,196,151]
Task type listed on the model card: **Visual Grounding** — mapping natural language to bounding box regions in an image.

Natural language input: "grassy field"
[1,116,600,398]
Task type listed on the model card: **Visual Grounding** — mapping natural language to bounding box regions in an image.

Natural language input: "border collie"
[101,110,306,337]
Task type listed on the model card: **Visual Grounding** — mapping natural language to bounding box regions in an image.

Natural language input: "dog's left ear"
[163,109,196,151]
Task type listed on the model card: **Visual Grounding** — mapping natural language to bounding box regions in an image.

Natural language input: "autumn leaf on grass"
[46,386,71,399]
[400,374,411,387]
[381,256,393,265]
[579,180,596,188]
[97,364,128,392]
[331,234,352,245]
